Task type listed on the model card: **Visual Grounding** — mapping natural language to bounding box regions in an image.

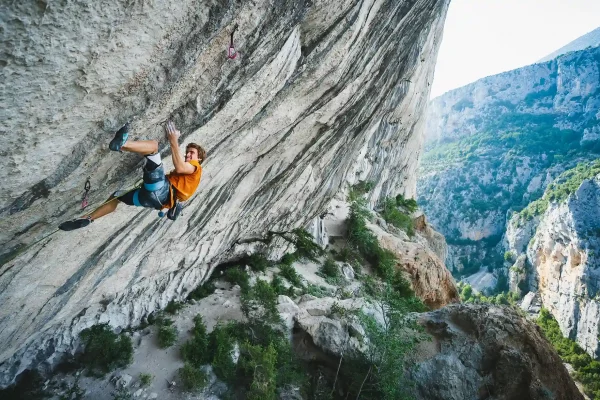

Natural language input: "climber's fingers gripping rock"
[165,120,180,141]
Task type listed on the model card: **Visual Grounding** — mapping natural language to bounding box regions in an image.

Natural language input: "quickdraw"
[81,177,91,209]
[227,25,238,60]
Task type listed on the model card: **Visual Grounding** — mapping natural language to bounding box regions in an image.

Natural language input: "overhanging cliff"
[0,0,449,386]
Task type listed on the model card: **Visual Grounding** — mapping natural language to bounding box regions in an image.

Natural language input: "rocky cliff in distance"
[418,44,600,285]
[425,44,600,145]
[0,0,450,387]
[505,164,600,359]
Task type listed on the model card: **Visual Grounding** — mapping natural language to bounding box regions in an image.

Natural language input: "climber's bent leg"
[109,122,159,155]
[121,140,159,156]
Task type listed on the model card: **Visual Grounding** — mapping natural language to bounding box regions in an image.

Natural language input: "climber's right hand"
[165,121,181,142]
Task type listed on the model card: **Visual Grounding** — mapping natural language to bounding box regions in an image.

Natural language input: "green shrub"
[347,198,399,280]
[224,267,250,293]
[280,253,297,266]
[241,280,281,327]
[196,280,307,398]
[320,258,340,279]
[209,325,237,383]
[165,300,184,315]
[458,282,519,305]
[79,324,133,375]
[390,270,413,298]
[247,253,270,272]
[270,274,286,295]
[381,198,415,236]
[335,247,352,262]
[112,388,133,400]
[504,251,515,262]
[181,315,210,367]
[179,363,208,391]
[279,264,302,287]
[495,271,509,293]
[240,342,278,400]
[271,275,295,297]
[349,181,375,201]
[157,317,178,348]
[59,380,85,400]
[292,228,323,260]
[303,283,328,298]
[395,194,418,213]
[537,309,600,398]
[334,271,426,400]
[139,373,153,387]
[189,280,216,300]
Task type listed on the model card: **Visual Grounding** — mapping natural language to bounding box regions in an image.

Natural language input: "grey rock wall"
[0,0,450,386]
[527,176,600,358]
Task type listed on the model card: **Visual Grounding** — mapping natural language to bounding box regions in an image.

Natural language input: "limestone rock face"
[413,213,447,261]
[508,254,527,295]
[0,0,450,386]
[369,222,459,309]
[504,214,540,256]
[527,176,600,358]
[411,304,584,400]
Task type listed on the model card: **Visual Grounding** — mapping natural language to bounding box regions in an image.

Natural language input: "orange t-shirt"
[164,160,202,208]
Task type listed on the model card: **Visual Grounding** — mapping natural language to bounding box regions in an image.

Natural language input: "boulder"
[411,304,584,400]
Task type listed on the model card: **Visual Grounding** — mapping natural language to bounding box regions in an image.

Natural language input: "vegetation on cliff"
[516,159,600,224]
[537,309,600,399]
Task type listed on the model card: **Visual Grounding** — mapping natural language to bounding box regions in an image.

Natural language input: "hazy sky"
[431,0,600,98]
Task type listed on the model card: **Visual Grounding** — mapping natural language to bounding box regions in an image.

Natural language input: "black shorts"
[118,155,170,209]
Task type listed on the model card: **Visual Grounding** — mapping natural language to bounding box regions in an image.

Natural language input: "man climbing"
[59,121,206,231]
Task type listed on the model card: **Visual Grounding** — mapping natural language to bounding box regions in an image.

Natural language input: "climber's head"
[185,143,206,164]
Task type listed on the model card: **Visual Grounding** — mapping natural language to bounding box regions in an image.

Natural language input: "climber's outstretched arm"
[166,121,195,175]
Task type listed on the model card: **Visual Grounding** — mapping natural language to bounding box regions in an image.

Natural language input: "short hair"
[186,143,206,165]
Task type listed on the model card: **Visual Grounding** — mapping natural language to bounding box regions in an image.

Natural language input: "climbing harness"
[157,186,185,220]
[227,25,238,59]
[81,177,91,209]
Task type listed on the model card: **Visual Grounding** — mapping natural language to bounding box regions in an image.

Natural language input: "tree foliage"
[537,308,600,399]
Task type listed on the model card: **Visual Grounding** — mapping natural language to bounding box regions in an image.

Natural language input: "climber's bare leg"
[121,140,159,156]
[85,196,119,221]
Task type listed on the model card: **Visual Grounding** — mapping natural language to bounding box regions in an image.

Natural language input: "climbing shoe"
[109,123,129,152]
[59,217,92,231]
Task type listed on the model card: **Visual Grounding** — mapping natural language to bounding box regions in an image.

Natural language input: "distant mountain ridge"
[538,26,600,62]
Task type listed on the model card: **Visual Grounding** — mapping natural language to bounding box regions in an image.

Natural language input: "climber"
[58,121,206,231]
